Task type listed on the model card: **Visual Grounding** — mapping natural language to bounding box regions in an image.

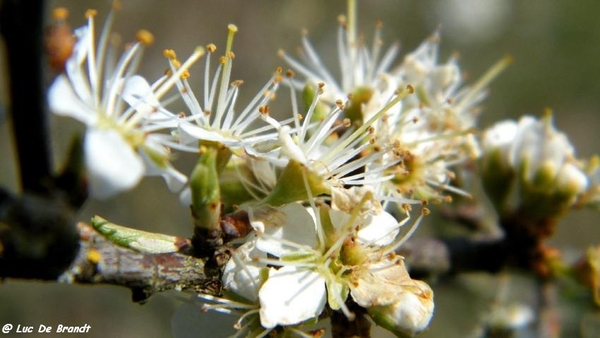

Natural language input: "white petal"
[222,238,266,302]
[358,211,401,246]
[48,75,96,125]
[122,75,160,118]
[250,203,318,257]
[85,128,144,199]
[178,122,240,147]
[258,266,326,328]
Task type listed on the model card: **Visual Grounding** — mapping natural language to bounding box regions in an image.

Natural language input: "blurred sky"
[1,0,599,337]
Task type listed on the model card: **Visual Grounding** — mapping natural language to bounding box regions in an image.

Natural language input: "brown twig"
[59,223,219,303]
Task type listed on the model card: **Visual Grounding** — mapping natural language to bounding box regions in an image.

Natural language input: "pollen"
[136,29,154,46]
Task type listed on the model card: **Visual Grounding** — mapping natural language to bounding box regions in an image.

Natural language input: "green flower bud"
[190,146,222,232]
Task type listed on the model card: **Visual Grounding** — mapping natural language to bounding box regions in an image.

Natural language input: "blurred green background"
[1,0,599,337]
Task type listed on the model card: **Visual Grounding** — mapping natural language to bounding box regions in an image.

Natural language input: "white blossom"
[48,9,186,198]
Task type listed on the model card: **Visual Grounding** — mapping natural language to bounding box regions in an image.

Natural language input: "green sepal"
[260,160,329,207]
[302,83,329,124]
[190,146,222,231]
[345,86,373,125]
[91,216,183,254]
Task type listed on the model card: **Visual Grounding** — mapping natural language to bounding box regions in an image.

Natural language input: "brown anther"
[178,112,186,118]
[231,80,244,87]
[318,82,325,89]
[276,67,283,74]
[421,199,428,206]
[406,84,415,94]
[369,138,376,145]
[45,12,75,72]
[343,118,351,128]
[422,207,431,216]
[207,43,217,53]
[444,195,453,203]
[373,145,382,152]
[286,70,295,78]
[335,99,344,109]
[368,126,375,134]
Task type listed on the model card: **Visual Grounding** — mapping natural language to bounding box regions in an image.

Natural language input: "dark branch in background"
[0,0,52,194]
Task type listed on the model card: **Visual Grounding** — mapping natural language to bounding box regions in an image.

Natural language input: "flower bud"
[480,113,589,220]
[367,280,434,337]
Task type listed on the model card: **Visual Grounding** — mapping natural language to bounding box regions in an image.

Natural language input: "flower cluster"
[47,1,598,337]
[480,112,590,221]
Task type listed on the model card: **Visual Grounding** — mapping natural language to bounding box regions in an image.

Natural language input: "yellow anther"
[84,9,98,19]
[52,7,69,20]
[207,44,217,53]
[219,56,227,65]
[136,29,154,46]
[87,249,101,264]
[163,49,177,60]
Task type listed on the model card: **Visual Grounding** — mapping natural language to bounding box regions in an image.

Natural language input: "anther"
[207,44,217,53]
[136,30,154,46]
[52,7,69,20]
[84,9,98,19]
[163,49,177,60]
